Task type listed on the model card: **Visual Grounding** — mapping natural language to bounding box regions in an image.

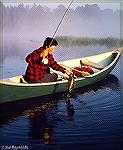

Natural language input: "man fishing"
[24,37,72,83]
[23,0,76,91]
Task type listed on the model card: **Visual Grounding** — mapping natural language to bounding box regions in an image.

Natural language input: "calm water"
[0,44,122,150]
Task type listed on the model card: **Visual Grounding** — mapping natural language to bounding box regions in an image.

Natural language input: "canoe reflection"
[73,74,120,96]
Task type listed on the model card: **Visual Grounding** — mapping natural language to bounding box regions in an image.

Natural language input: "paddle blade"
[67,74,74,92]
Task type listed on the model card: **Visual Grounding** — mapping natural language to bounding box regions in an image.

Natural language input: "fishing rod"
[29,1,75,92]
[49,0,75,93]
[50,0,74,46]
[30,0,74,45]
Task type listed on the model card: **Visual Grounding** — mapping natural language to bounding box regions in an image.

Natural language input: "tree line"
[0,2,120,38]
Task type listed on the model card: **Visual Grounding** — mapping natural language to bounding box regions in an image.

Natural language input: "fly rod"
[50,0,74,46]
[30,0,74,44]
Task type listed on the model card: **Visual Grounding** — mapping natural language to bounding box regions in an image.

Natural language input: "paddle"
[59,64,90,76]
[51,69,75,93]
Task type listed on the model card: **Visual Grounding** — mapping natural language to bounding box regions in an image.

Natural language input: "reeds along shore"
[56,36,123,47]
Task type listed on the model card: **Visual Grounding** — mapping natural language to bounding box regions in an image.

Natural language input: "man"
[24,37,71,83]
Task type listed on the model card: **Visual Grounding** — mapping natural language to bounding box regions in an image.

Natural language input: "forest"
[0,2,121,39]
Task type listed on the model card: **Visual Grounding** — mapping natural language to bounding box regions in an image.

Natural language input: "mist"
[0,2,121,61]
[2,3,120,38]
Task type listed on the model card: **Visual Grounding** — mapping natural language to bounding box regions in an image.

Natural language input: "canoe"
[0,48,122,103]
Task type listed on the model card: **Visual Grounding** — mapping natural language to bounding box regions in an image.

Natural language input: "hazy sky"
[3,2,120,11]
[1,2,121,59]
[2,2,120,38]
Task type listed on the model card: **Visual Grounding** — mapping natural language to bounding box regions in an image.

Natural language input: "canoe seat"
[8,75,22,83]
[9,75,28,84]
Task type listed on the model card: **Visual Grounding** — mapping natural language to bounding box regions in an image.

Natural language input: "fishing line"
[30,0,74,45]
[50,0,74,46]
[28,1,75,89]
[49,0,75,92]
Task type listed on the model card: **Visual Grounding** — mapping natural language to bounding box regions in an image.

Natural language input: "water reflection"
[66,98,75,118]
[0,74,122,149]
[0,74,120,128]
[27,97,75,145]
[28,109,57,145]
[73,74,120,96]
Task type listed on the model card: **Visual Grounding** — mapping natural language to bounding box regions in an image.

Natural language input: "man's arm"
[49,55,66,73]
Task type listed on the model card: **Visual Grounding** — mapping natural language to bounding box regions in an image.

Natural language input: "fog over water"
[0,2,121,60]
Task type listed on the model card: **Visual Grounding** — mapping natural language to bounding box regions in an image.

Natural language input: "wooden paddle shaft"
[60,64,85,75]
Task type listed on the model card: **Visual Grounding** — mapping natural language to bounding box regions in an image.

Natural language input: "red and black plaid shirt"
[25,47,66,81]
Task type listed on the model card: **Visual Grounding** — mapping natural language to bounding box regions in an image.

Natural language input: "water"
[0,44,122,150]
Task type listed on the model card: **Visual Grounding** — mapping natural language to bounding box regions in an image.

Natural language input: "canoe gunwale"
[0,77,69,87]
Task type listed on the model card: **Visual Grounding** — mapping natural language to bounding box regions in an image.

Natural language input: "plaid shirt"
[25,47,66,81]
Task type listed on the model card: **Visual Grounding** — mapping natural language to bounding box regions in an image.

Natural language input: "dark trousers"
[25,73,58,83]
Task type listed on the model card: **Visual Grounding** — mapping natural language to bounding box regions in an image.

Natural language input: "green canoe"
[0,48,122,103]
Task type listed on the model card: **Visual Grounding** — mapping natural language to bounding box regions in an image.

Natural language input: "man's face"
[48,46,56,54]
